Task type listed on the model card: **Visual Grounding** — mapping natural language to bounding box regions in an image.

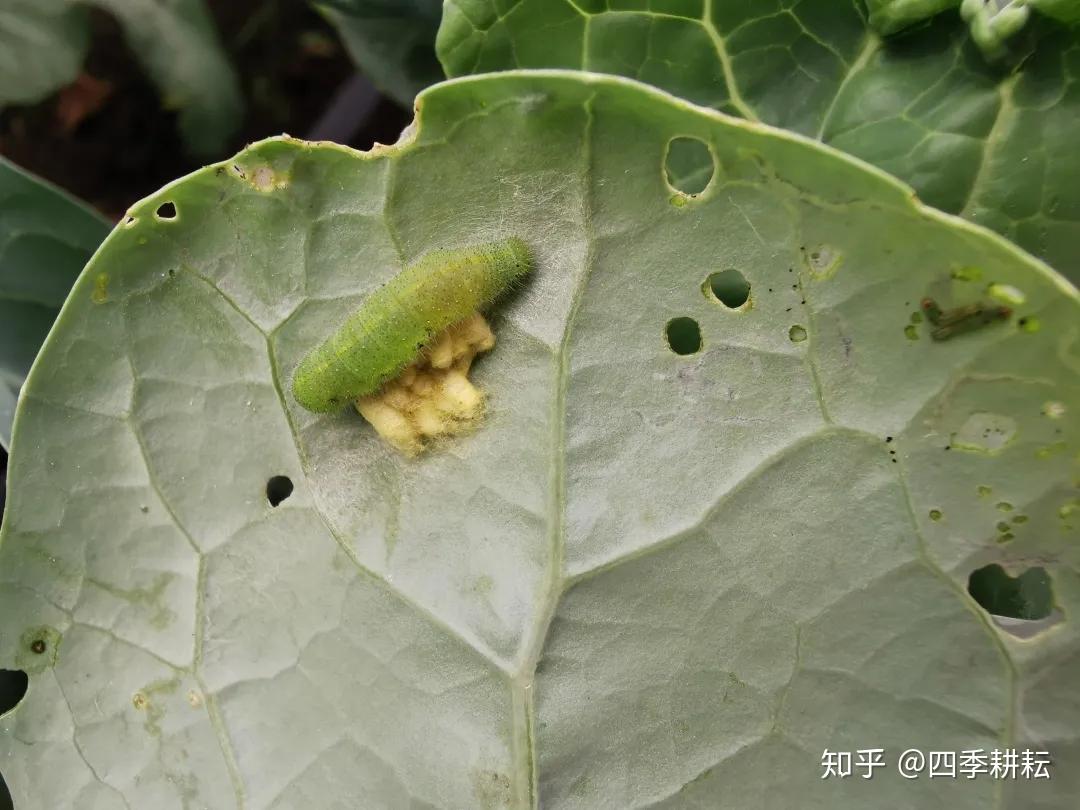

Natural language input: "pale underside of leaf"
[0,72,1077,809]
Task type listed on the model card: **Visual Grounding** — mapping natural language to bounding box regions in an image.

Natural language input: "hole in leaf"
[1042,401,1065,419]
[155,201,177,220]
[665,317,701,355]
[664,136,714,196]
[951,412,1016,454]
[18,627,59,669]
[0,669,28,718]
[788,325,807,342]
[968,564,1053,621]
[703,270,750,309]
[123,216,136,228]
[266,475,293,507]
[253,166,276,191]
[803,244,842,279]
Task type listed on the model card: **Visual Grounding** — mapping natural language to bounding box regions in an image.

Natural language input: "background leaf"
[0,0,90,106]
[865,0,960,35]
[0,0,242,157]
[1032,0,1080,25]
[0,156,108,451]
[315,0,444,105]
[437,0,1080,285]
[84,0,243,157]
[867,0,1080,33]
[1,71,1078,807]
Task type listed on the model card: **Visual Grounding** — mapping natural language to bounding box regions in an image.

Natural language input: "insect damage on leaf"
[920,297,1012,341]
[291,237,534,453]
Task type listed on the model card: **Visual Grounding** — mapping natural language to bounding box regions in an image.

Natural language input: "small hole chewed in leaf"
[0,669,29,717]
[665,317,701,355]
[155,201,177,220]
[251,165,290,192]
[968,563,1053,621]
[1042,401,1066,419]
[664,136,714,196]
[951,412,1017,454]
[15,626,60,676]
[703,270,750,309]
[788,325,807,342]
[802,244,842,279]
[266,475,294,507]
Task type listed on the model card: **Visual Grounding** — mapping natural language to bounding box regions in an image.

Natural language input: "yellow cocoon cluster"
[355,313,496,455]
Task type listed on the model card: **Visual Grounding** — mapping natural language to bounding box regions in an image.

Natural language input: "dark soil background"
[1,2,411,219]
[0,2,412,806]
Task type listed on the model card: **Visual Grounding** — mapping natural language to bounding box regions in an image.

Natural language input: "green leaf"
[868,0,1080,34]
[0,156,109,451]
[1031,0,1080,24]
[437,1,1080,286]
[866,0,961,35]
[0,0,242,157]
[316,0,444,105]
[0,0,90,106]
[959,0,1032,59]
[1,71,1078,807]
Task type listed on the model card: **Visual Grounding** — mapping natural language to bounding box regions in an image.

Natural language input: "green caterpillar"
[292,237,534,413]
